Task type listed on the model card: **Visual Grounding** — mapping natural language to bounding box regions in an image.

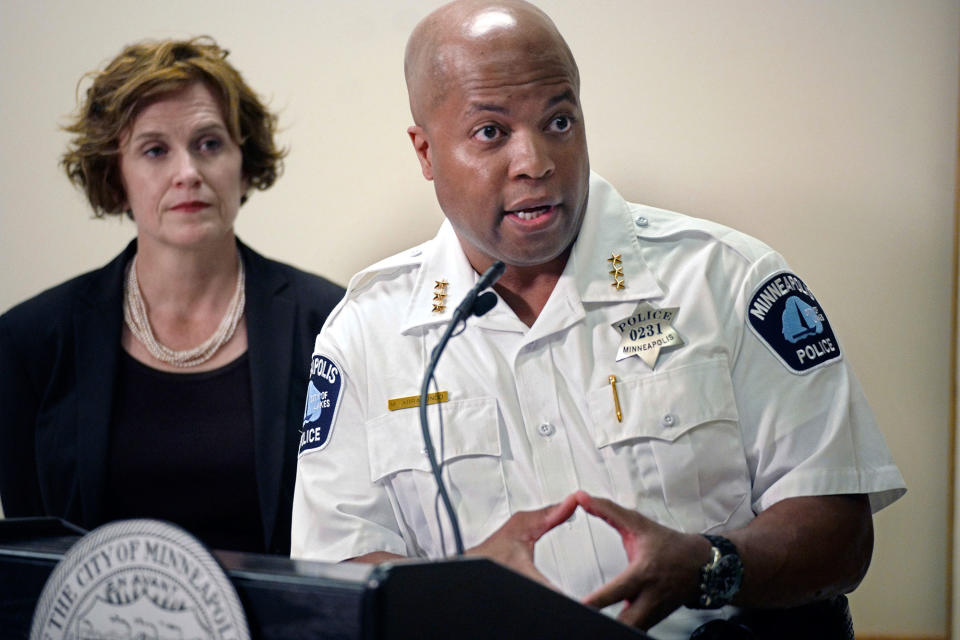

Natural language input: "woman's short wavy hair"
[61,36,285,217]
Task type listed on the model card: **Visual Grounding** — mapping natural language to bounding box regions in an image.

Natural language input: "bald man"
[291,2,905,637]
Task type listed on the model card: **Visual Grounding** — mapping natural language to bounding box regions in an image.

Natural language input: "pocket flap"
[366,396,500,482]
[587,358,738,447]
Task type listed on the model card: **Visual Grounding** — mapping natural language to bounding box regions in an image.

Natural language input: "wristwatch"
[693,534,743,609]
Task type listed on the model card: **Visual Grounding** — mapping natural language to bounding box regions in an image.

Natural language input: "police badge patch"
[747,272,842,374]
[299,354,344,456]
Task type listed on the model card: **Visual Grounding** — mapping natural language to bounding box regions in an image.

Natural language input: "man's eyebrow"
[466,91,577,115]
[463,88,578,117]
[466,103,509,116]
[547,89,578,108]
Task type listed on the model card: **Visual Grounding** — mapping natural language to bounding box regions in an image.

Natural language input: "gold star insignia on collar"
[432,279,449,313]
[607,253,625,289]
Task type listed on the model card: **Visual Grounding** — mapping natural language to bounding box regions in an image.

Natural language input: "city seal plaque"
[30,519,249,640]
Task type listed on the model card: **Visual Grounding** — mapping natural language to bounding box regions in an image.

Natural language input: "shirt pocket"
[586,357,749,532]
[365,396,510,555]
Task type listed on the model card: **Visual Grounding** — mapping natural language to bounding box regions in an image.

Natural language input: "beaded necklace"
[123,252,244,368]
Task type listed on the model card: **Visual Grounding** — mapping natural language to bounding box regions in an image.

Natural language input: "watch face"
[698,535,743,609]
[715,555,743,597]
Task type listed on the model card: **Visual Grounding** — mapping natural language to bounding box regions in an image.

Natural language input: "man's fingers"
[520,562,565,593]
[585,577,666,631]
[574,490,635,536]
[540,493,579,531]
[582,567,640,610]
[616,595,662,631]
[522,493,579,540]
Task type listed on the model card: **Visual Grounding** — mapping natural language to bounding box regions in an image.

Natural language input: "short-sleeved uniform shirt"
[292,174,905,638]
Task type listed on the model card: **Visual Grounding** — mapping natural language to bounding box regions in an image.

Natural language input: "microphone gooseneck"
[419,260,505,556]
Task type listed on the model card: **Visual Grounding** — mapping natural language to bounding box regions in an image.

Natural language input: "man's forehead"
[438,35,577,85]
[406,0,579,124]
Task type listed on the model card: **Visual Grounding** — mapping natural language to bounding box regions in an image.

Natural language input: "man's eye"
[549,116,571,132]
[474,125,502,141]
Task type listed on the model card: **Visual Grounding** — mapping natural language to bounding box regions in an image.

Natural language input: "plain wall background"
[1,1,957,635]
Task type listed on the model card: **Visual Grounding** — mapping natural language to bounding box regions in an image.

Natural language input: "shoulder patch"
[299,354,344,456]
[746,272,842,374]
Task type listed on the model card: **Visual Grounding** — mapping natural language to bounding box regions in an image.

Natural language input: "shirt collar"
[571,172,663,304]
[401,221,482,334]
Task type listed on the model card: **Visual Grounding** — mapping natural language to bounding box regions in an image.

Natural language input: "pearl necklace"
[123,252,245,368]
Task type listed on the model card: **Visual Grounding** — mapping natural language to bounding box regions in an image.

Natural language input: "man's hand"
[466,493,579,589]
[575,491,874,630]
[574,491,709,629]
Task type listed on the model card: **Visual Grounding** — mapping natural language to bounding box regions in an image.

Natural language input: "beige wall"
[1,1,957,636]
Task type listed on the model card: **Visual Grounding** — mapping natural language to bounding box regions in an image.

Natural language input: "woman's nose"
[172,151,202,187]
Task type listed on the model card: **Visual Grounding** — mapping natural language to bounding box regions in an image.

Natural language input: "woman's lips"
[171,201,210,212]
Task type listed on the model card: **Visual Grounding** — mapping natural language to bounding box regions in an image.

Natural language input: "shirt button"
[537,422,556,437]
[635,216,649,228]
[662,413,677,427]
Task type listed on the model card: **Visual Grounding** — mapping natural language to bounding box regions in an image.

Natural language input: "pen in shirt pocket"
[608,374,622,422]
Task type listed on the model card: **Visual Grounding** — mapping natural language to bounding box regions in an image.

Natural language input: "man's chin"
[496,244,574,271]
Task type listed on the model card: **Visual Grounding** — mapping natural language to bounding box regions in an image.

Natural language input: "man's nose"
[508,131,555,180]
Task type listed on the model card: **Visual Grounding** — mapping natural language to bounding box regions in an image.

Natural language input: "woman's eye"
[199,137,223,152]
[144,145,166,158]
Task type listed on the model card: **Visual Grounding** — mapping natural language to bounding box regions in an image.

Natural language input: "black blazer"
[0,239,345,554]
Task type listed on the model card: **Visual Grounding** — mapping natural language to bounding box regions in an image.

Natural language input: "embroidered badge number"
[747,272,842,374]
[299,354,344,455]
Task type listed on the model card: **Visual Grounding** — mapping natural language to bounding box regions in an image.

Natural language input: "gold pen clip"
[608,375,622,422]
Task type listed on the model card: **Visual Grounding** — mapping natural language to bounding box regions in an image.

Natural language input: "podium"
[0,518,647,639]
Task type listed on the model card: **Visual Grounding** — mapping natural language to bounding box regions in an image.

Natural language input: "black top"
[0,239,346,554]
[104,351,264,552]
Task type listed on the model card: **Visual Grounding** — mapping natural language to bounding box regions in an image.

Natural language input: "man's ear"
[407,125,434,181]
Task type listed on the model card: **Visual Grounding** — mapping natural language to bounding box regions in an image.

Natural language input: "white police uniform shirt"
[292,173,905,639]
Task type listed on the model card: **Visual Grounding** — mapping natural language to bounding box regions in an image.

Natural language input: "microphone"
[471,291,497,317]
[452,260,505,322]
[419,260,505,555]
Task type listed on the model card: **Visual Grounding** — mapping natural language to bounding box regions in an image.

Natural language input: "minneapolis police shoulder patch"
[746,271,842,375]
[299,353,344,456]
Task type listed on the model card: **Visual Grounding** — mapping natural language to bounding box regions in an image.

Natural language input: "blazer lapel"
[75,242,134,527]
[241,243,295,552]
